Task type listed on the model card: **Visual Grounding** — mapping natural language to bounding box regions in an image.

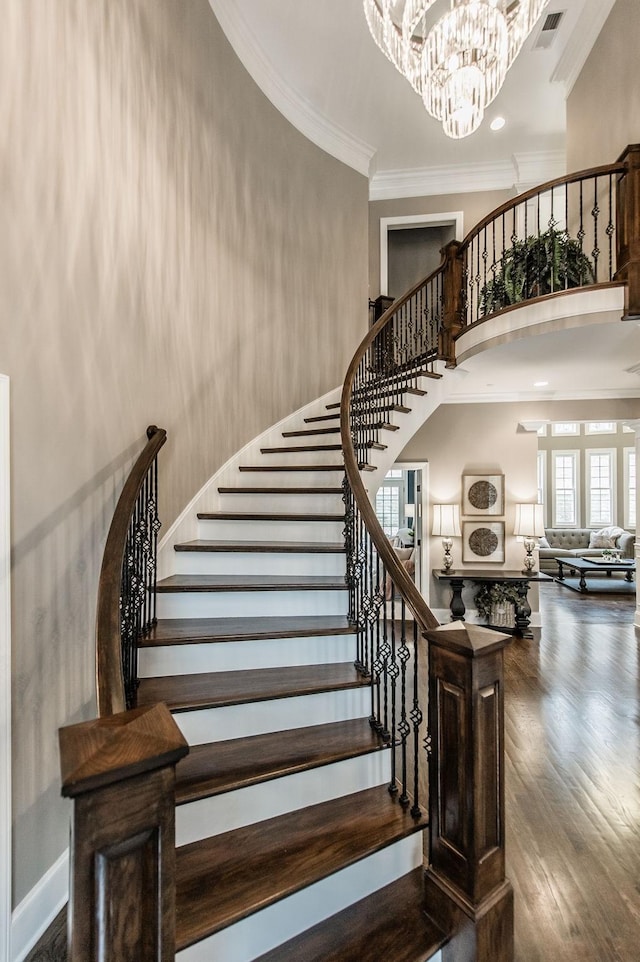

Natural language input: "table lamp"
[513,503,544,574]
[432,504,461,572]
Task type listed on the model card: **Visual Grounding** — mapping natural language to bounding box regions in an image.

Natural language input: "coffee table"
[555,557,636,593]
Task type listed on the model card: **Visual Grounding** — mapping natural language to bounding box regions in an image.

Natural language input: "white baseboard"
[11,848,68,962]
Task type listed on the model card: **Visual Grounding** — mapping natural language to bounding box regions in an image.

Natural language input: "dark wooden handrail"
[96,425,167,717]
[458,161,626,253]
[341,271,444,635]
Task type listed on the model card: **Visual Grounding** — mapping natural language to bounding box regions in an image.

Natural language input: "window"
[586,422,616,435]
[586,449,615,527]
[375,470,403,537]
[552,451,579,526]
[552,422,579,437]
[624,448,636,530]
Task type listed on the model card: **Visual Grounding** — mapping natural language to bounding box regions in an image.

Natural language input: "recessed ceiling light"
[534,380,549,387]
[490,116,506,131]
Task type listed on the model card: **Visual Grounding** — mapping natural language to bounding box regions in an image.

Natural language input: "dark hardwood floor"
[26,584,639,961]
[506,582,640,962]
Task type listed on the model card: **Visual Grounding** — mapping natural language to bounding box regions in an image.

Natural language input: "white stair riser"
[197,518,344,543]
[172,551,346,577]
[176,752,389,846]
[156,589,348,620]
[234,471,345,488]
[174,687,371,746]
[252,449,344,466]
[217,493,344,514]
[176,834,424,962]
[139,635,356,677]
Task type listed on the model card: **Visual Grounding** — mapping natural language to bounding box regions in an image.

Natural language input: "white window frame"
[551,422,579,437]
[585,448,616,528]
[537,450,547,525]
[624,447,636,530]
[585,422,617,435]
[552,450,580,527]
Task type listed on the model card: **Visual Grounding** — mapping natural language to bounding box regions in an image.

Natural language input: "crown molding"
[551,0,616,96]
[208,0,376,176]
[369,150,566,201]
[512,150,567,193]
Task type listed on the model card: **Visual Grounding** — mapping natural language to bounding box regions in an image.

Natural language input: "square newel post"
[439,240,464,368]
[423,621,514,962]
[616,144,640,321]
[59,703,189,962]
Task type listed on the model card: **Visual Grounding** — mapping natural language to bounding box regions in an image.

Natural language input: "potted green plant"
[474,582,522,627]
[480,227,595,316]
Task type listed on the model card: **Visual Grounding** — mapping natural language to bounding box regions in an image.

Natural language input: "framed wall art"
[463,521,505,564]
[462,474,504,516]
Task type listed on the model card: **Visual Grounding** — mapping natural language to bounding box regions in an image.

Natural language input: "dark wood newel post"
[59,703,189,962]
[423,621,514,962]
[616,144,640,321]
[439,240,464,368]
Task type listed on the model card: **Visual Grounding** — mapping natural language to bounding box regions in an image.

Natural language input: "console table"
[433,569,552,638]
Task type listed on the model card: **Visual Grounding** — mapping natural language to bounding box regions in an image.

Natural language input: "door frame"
[379,211,464,297]
[392,460,430,601]
[0,374,11,962]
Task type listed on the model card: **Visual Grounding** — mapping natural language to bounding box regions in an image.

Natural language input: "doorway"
[375,463,428,595]
[379,212,464,298]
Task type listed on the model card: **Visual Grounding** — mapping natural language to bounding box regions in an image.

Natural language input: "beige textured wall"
[567,0,640,170]
[1,0,367,903]
[369,189,513,296]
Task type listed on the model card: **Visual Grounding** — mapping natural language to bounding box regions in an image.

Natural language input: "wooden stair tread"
[304,413,340,423]
[218,486,344,494]
[281,426,340,437]
[156,574,347,593]
[326,385,427,408]
[260,444,342,453]
[137,663,370,712]
[174,539,345,553]
[239,464,345,472]
[255,868,447,962]
[175,718,386,803]
[197,511,344,522]
[175,785,427,951]
[140,615,357,647]
[349,403,411,414]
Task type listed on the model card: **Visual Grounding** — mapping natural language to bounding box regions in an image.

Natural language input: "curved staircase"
[135,390,446,960]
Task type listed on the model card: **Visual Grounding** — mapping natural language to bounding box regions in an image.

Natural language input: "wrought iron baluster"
[397,598,411,808]
[592,175,600,282]
[410,619,423,818]
[388,584,398,797]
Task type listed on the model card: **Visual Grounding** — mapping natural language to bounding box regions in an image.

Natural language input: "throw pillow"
[538,536,550,548]
[589,532,616,549]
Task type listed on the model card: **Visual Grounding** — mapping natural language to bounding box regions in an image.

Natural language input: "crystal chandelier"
[363,0,548,139]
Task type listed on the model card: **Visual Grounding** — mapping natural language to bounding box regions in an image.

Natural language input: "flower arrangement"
[474,582,522,622]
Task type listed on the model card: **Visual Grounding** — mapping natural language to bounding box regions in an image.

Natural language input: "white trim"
[369,151,565,201]
[11,849,69,962]
[379,212,464,297]
[0,376,10,962]
[551,0,617,96]
[207,0,376,176]
[623,447,636,531]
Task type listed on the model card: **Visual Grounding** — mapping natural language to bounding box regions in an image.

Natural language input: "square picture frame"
[463,521,505,564]
[462,474,504,516]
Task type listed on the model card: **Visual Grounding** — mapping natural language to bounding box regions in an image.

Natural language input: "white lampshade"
[513,503,544,538]
[432,504,461,538]
[405,503,415,519]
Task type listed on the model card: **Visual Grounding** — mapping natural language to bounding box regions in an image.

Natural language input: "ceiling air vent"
[533,9,565,49]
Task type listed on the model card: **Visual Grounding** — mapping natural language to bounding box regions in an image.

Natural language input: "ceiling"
[208,0,637,406]
[209,0,616,195]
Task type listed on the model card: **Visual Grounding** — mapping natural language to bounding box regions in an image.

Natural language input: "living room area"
[395,392,640,631]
